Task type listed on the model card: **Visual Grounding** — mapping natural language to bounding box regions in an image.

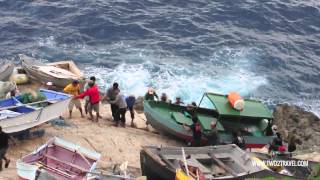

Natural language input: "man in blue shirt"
[126,95,136,127]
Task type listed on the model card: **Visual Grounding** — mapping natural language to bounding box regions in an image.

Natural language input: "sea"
[0,0,319,115]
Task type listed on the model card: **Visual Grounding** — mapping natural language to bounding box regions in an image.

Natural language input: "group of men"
[63,77,136,127]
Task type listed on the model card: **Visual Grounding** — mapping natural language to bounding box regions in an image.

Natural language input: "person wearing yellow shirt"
[63,80,84,119]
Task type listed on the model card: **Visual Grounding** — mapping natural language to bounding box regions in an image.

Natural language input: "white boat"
[19,54,85,88]
[0,89,71,133]
[16,137,101,180]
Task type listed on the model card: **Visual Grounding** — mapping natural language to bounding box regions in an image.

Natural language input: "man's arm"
[63,85,70,93]
[109,95,119,104]
[76,89,90,99]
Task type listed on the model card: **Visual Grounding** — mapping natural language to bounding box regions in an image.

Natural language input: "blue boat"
[0,89,71,133]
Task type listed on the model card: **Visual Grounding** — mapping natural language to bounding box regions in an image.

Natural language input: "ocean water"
[0,0,319,115]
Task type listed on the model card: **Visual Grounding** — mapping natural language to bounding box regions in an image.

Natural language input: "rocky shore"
[0,82,319,179]
[273,104,320,152]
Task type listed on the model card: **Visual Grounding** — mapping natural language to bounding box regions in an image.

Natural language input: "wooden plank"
[38,161,73,178]
[159,153,177,169]
[209,153,238,177]
[143,148,166,167]
[163,154,211,160]
[44,154,88,172]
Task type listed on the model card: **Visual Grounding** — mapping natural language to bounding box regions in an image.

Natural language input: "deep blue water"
[0,0,319,115]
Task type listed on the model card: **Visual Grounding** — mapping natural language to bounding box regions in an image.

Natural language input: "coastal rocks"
[273,104,320,150]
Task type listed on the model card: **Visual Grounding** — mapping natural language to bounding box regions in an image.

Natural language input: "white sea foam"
[84,47,268,104]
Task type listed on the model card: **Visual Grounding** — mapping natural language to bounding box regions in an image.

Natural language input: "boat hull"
[140,146,306,180]
[0,89,71,133]
[17,137,101,180]
[144,100,272,148]
[20,54,85,88]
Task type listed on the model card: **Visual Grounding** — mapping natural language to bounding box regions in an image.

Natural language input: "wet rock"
[273,104,320,151]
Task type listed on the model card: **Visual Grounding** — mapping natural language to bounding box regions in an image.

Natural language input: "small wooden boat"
[140,145,302,180]
[16,137,101,180]
[0,89,71,133]
[19,54,85,88]
[144,92,274,148]
[0,61,14,81]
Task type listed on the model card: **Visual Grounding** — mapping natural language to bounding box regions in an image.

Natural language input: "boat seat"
[197,115,225,131]
[171,112,193,126]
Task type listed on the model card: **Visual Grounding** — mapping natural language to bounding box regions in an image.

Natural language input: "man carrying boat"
[75,80,100,122]
[126,95,136,127]
[0,126,12,171]
[144,87,159,101]
[183,117,202,147]
[84,76,96,114]
[63,80,84,119]
[108,91,127,127]
[104,82,120,121]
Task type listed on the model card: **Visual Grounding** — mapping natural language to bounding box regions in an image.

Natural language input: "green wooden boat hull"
[144,100,274,148]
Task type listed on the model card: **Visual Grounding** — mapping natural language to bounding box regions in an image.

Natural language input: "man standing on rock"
[104,82,120,121]
[0,126,12,171]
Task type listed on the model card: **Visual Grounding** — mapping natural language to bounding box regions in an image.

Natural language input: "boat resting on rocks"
[19,54,85,88]
[140,145,299,180]
[144,92,274,148]
[0,89,71,133]
[16,137,101,180]
[0,61,14,81]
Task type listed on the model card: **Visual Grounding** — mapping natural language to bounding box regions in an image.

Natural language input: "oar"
[181,147,190,176]
[0,98,63,111]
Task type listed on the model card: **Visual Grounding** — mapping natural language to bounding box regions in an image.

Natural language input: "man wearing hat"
[63,80,84,119]
[144,87,159,101]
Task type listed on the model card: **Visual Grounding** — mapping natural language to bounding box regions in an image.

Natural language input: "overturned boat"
[0,61,14,81]
[0,89,71,133]
[20,54,85,88]
[140,145,302,180]
[17,137,101,180]
[144,92,274,148]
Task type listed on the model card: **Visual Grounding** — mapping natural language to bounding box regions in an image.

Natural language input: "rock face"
[273,104,320,150]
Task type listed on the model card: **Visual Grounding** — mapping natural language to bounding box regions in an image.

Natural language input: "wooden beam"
[44,154,88,172]
[209,153,237,177]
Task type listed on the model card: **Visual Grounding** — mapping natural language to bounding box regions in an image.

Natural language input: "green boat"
[144,92,274,148]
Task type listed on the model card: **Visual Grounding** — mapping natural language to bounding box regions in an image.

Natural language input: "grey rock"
[273,104,320,150]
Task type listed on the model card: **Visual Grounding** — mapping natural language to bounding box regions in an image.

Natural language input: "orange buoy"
[227,92,245,111]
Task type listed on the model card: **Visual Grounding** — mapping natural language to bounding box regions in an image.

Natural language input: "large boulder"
[273,104,320,150]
